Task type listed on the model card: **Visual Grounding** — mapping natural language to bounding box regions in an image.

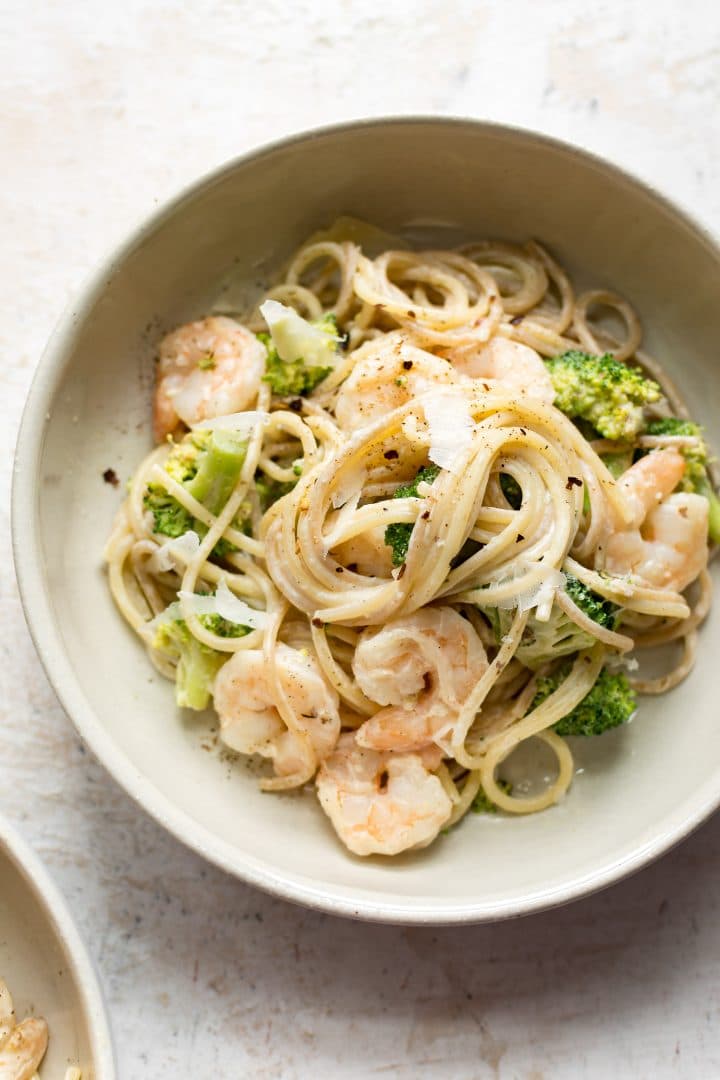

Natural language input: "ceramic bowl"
[0,816,115,1075]
[13,118,720,923]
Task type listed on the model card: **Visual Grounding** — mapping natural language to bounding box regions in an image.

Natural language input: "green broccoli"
[144,429,248,556]
[482,575,620,669]
[471,778,512,813]
[645,417,720,543]
[152,605,249,710]
[259,300,339,397]
[383,464,441,566]
[545,349,662,440]
[531,664,636,736]
[499,472,523,510]
[143,490,193,538]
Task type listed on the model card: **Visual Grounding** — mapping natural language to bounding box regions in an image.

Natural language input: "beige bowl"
[13,118,720,923]
[0,816,115,1076]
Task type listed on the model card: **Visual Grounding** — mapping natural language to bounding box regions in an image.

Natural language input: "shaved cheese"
[424,392,474,474]
[330,463,366,509]
[148,530,200,573]
[191,410,267,433]
[495,568,566,621]
[178,579,270,629]
[146,601,182,634]
[260,299,339,368]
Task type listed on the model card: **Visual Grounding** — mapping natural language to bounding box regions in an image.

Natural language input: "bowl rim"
[12,114,720,924]
[0,814,116,1076]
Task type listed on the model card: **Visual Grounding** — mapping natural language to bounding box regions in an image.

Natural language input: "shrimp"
[614,447,687,528]
[332,525,394,577]
[334,336,465,431]
[603,448,709,591]
[154,316,265,441]
[446,335,556,404]
[0,981,13,1047]
[213,642,340,777]
[315,733,453,856]
[352,607,488,753]
[0,1011,48,1080]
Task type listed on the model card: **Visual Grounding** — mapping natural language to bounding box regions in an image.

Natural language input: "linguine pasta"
[104,222,714,857]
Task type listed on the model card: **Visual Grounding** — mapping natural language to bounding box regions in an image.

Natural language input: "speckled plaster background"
[3,1,720,1076]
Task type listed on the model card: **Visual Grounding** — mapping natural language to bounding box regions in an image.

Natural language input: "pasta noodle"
[104,225,715,858]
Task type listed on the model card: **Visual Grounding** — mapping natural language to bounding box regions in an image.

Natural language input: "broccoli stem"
[187,430,247,515]
[175,637,226,710]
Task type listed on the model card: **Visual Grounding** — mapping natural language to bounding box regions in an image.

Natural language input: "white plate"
[12,118,720,923]
[0,815,115,1076]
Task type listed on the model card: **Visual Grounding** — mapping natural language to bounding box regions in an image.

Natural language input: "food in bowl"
[0,976,81,1079]
[103,219,716,857]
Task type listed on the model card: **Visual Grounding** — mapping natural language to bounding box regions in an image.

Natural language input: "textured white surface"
[3,1,720,1077]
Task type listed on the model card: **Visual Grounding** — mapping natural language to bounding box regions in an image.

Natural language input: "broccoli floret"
[258,300,339,397]
[546,349,661,440]
[383,465,441,566]
[198,613,251,639]
[499,472,523,509]
[471,778,512,813]
[565,575,619,630]
[144,429,248,556]
[482,575,620,669]
[259,333,332,396]
[153,605,249,710]
[645,418,720,543]
[531,664,636,736]
[143,491,194,538]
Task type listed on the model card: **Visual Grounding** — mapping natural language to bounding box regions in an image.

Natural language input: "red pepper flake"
[103,468,119,487]
[406,310,416,319]
[566,476,582,490]
[402,359,413,370]
[335,566,344,573]
[397,563,407,578]
[311,617,324,628]
[516,534,525,543]
[384,449,399,460]
[421,510,431,521]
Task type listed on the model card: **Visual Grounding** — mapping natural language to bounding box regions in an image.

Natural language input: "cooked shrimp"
[332,525,394,577]
[603,448,709,591]
[0,1016,48,1080]
[213,642,340,777]
[0,982,14,1047]
[446,335,556,404]
[334,336,465,431]
[315,733,452,856]
[614,447,687,528]
[154,316,265,441]
[605,493,708,592]
[352,607,488,753]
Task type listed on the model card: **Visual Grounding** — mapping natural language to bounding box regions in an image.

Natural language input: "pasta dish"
[105,219,716,857]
